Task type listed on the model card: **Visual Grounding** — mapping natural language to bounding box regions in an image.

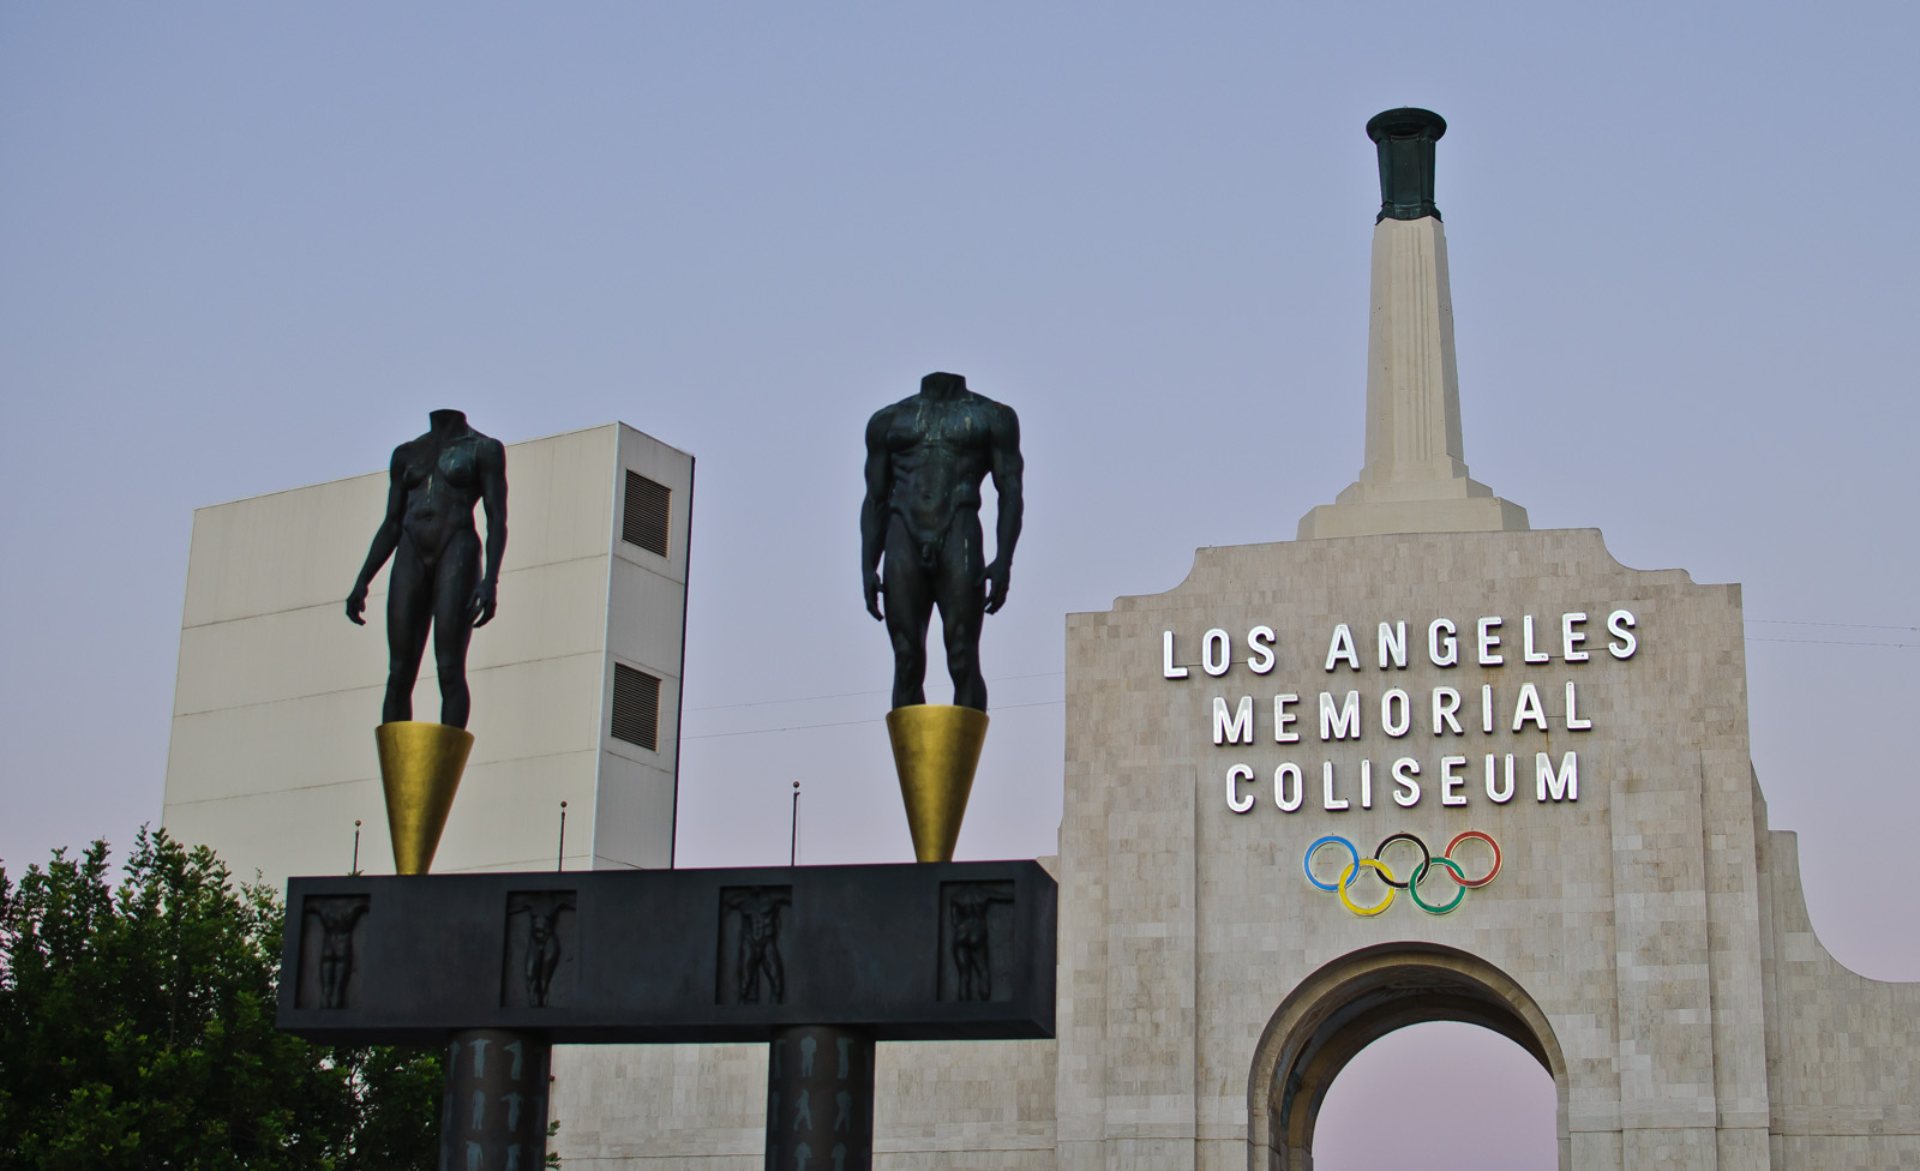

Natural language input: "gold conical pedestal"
[374,721,474,875]
[885,704,989,863]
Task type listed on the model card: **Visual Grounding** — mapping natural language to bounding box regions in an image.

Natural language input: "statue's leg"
[432,529,483,728]
[935,515,988,711]
[383,542,434,723]
[882,517,935,708]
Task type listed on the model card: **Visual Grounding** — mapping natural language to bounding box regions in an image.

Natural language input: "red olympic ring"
[1444,829,1501,888]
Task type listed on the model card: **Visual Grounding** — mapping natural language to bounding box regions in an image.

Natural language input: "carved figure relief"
[719,886,792,1005]
[938,881,1015,1002]
[502,892,576,1008]
[298,895,370,1010]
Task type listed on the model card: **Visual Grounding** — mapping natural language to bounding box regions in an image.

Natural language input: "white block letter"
[1381,689,1412,738]
[1562,612,1589,662]
[1273,694,1299,743]
[1537,751,1579,802]
[1162,631,1188,679]
[1322,761,1349,811]
[1565,681,1592,731]
[1523,615,1550,663]
[1391,757,1421,807]
[1477,617,1504,666]
[1512,683,1548,732]
[1320,690,1361,741]
[1202,628,1231,677]
[1484,753,1516,803]
[1274,763,1304,812]
[1378,621,1408,669]
[1213,696,1254,745]
[1226,764,1255,813]
[1607,610,1637,659]
[1247,626,1277,675]
[1325,624,1360,671]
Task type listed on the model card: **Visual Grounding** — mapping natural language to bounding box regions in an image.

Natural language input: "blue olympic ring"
[1303,835,1360,892]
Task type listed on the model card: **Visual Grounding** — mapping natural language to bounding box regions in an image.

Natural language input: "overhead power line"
[684,670,1065,714]
[678,617,1911,742]
[1746,618,1915,632]
[681,697,1064,741]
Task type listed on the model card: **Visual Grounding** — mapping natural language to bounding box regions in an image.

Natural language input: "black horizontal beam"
[277,860,1055,1045]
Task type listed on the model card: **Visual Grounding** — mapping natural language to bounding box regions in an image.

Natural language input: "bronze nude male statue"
[861,372,1023,711]
[347,409,507,729]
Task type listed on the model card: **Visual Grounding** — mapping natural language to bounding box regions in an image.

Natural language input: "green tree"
[0,829,441,1170]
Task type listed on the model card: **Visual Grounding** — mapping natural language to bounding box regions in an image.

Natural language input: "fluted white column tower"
[1298,108,1528,540]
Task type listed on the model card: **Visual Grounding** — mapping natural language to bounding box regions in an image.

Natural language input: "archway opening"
[1311,1020,1556,1169]
[1247,943,1568,1171]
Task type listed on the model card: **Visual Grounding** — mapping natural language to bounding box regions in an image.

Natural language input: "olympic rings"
[1303,831,1501,916]
[1304,835,1359,893]
[1373,832,1430,890]
[1444,830,1501,888]
[1409,856,1467,915]
[1336,859,1397,916]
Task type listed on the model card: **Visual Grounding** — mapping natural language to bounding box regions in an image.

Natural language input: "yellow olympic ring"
[1336,858,1398,917]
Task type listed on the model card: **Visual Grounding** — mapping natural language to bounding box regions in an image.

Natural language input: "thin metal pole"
[557,801,568,871]
[789,781,801,866]
[351,819,362,875]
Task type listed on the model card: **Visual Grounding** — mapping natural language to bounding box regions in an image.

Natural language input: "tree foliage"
[0,829,441,1170]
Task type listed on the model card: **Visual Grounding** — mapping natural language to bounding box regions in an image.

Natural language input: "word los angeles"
[1161,610,1639,813]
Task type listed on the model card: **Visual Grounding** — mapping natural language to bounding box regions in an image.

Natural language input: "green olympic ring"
[1304,831,1501,917]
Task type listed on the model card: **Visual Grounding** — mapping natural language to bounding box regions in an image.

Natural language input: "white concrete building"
[161,421,692,882]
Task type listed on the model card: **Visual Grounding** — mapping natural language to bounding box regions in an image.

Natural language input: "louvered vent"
[623,471,671,556]
[611,664,661,751]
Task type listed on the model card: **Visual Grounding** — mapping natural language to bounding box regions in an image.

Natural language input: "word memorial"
[1161,609,1640,815]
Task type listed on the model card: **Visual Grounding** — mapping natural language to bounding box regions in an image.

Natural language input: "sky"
[2,4,1915,1166]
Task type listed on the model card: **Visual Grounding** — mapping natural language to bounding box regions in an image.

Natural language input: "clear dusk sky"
[3,5,1915,1167]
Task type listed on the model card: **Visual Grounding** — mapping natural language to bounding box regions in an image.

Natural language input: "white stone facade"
[161,421,692,881]
[1296,216,1528,540]
[553,526,1918,1169]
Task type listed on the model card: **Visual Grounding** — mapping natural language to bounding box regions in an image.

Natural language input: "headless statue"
[861,372,1024,711]
[346,409,507,728]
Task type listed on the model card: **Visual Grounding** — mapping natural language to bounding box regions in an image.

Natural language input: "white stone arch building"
[556,113,1920,1170]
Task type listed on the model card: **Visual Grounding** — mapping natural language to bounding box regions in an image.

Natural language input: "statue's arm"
[347,449,408,624]
[984,405,1024,615]
[859,410,891,621]
[471,438,508,627]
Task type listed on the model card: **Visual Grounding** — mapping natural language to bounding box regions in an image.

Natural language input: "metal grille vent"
[623,471,671,556]
[611,664,661,751]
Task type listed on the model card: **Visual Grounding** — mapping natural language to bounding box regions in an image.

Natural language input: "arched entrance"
[1245,943,1569,1171]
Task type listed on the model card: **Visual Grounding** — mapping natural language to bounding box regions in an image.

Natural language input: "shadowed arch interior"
[1245,942,1568,1171]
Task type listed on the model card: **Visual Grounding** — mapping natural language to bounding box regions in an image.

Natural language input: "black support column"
[766,1025,875,1171]
[440,1028,551,1171]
